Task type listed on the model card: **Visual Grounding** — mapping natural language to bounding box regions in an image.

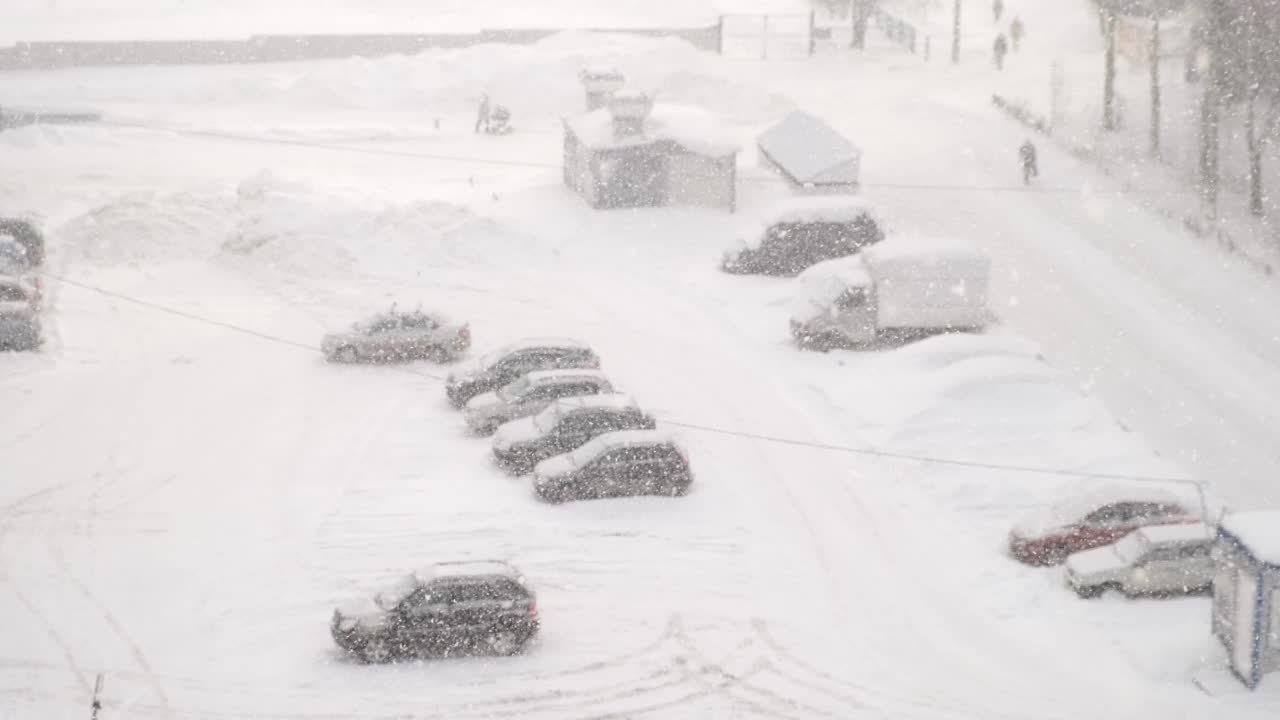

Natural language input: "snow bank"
[57,189,236,265]
[0,32,793,128]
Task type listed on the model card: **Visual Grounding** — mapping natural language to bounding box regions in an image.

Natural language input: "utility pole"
[951,0,962,64]
[1150,17,1161,156]
[1102,10,1117,131]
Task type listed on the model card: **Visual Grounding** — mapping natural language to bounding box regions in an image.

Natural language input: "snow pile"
[228,171,550,279]
[57,189,236,265]
[0,32,793,128]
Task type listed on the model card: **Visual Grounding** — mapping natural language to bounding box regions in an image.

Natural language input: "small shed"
[757,111,860,194]
[1212,512,1280,689]
[562,92,740,212]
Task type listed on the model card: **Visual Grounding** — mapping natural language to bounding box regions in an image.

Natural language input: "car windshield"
[373,575,418,611]
[1113,532,1150,564]
[498,376,532,402]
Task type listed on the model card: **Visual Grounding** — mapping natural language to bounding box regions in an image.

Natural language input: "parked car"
[0,275,42,351]
[533,430,692,503]
[321,308,469,364]
[465,369,613,436]
[720,197,883,277]
[0,273,40,310]
[445,338,600,409]
[1008,491,1196,566]
[0,219,44,266]
[1065,522,1215,599]
[492,394,656,475]
[330,561,538,663]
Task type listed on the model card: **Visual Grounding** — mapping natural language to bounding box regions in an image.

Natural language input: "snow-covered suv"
[491,394,656,475]
[331,561,539,663]
[465,369,613,436]
[533,430,692,503]
[445,338,600,409]
[1065,522,1215,599]
[720,197,883,277]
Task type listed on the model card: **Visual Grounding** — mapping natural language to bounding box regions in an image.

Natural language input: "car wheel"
[360,639,392,664]
[488,631,522,656]
[334,346,358,363]
[1074,585,1105,599]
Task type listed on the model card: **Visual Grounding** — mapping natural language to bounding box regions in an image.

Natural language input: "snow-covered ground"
[3,10,1280,720]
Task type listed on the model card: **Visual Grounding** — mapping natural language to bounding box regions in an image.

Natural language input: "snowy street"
[2,1,1280,717]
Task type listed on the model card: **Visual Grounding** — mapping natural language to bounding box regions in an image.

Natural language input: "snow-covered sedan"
[445,338,600,409]
[491,394,656,475]
[1008,491,1196,566]
[464,369,613,436]
[720,197,883,277]
[1065,522,1214,599]
[533,430,692,503]
[331,561,538,663]
[321,308,469,364]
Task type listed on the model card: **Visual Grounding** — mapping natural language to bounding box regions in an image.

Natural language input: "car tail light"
[528,599,538,618]
[459,325,471,341]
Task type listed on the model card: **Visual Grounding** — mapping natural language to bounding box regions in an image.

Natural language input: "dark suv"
[720,199,883,277]
[491,394,656,474]
[533,430,692,503]
[445,338,599,409]
[331,561,539,663]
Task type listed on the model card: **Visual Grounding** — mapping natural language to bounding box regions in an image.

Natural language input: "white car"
[1065,522,1214,599]
[464,369,613,436]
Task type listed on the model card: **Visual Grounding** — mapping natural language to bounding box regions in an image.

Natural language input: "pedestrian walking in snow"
[993,33,1009,70]
[475,94,491,134]
[1010,16,1024,52]
[993,0,1004,23]
[1019,139,1038,185]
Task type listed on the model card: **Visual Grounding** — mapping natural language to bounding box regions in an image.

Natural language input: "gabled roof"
[757,111,860,187]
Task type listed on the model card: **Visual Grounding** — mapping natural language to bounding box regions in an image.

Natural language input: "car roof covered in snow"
[1137,521,1213,544]
[757,110,860,186]
[546,393,642,414]
[420,560,521,582]
[1221,512,1280,565]
[534,429,681,476]
[565,103,740,157]
[497,337,592,354]
[523,368,609,385]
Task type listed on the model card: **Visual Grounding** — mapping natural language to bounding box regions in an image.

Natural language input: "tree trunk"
[1103,11,1117,131]
[1150,17,1161,157]
[952,0,961,64]
[1199,36,1220,223]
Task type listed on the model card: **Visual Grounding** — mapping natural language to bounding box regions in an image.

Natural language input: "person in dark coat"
[993,33,1009,70]
[1019,139,1039,185]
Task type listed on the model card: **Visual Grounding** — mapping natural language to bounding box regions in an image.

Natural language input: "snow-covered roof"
[565,103,740,157]
[754,196,878,227]
[497,337,591,354]
[861,238,990,278]
[1222,512,1280,566]
[1138,521,1213,544]
[524,368,609,385]
[547,393,641,414]
[757,111,860,186]
[423,560,520,581]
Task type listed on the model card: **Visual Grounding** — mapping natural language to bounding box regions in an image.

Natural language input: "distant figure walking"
[1019,139,1039,185]
[993,0,1004,23]
[475,94,491,134]
[993,33,1009,70]
[1010,16,1025,52]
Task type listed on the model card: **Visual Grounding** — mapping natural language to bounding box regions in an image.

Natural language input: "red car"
[1008,493,1197,566]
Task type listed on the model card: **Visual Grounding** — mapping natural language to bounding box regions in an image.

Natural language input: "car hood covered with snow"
[332,596,389,633]
[493,416,542,451]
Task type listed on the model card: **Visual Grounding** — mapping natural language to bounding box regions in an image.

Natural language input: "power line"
[41,272,1197,488]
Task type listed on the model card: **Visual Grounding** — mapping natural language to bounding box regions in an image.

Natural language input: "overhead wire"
[40,271,1197,488]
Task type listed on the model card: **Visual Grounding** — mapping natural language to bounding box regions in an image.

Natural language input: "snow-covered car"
[1065,522,1214,599]
[464,369,613,436]
[491,394,656,475]
[321,308,469,364]
[0,275,42,351]
[720,197,883,277]
[331,561,539,663]
[533,430,692,503]
[445,338,600,409]
[0,219,43,266]
[1008,491,1196,566]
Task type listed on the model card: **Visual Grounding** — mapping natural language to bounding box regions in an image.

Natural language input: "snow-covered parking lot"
[3,8,1280,718]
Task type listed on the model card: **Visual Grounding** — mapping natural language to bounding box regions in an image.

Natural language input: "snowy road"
[2,23,1279,720]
